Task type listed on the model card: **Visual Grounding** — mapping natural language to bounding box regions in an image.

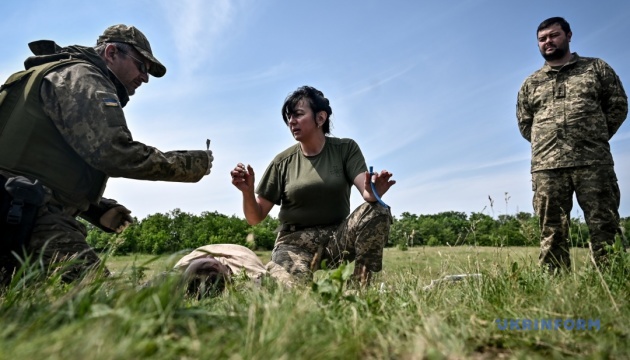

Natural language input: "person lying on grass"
[173,243,266,298]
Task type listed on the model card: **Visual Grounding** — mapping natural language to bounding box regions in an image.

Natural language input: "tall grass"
[1,246,628,359]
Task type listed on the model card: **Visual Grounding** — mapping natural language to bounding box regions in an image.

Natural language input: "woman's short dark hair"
[281,86,333,135]
[537,17,571,35]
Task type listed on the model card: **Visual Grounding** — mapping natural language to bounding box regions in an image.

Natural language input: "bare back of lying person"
[230,86,396,287]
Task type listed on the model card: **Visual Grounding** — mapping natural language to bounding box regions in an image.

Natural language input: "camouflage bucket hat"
[97,24,166,77]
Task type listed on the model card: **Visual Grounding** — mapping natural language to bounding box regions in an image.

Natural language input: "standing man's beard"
[542,47,568,61]
[540,40,570,61]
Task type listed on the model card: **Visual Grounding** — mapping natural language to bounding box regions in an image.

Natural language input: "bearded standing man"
[516,17,627,272]
[0,24,213,283]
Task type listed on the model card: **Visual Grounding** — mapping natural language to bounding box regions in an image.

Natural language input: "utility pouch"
[0,175,45,251]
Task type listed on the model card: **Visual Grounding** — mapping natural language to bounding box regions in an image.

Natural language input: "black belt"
[278,223,340,233]
[279,223,309,232]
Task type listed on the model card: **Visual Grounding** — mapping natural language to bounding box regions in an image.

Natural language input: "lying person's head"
[183,257,232,298]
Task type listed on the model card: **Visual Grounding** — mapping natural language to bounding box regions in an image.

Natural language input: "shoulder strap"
[0,59,85,138]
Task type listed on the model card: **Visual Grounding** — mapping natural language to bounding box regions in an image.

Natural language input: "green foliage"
[85,210,279,254]
[86,210,630,253]
[311,261,356,303]
[387,211,630,249]
[250,216,280,250]
[622,216,630,238]
[569,217,591,248]
[390,210,543,248]
[397,237,409,251]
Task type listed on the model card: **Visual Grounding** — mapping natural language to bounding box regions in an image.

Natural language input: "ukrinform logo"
[495,318,600,331]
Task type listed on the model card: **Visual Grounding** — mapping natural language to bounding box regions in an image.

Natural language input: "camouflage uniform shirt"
[35,46,210,209]
[516,53,627,172]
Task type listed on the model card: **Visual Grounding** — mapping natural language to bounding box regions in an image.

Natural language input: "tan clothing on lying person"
[174,244,267,281]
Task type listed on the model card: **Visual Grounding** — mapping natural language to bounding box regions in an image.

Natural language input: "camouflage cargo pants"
[532,165,621,270]
[1,197,105,284]
[267,202,392,286]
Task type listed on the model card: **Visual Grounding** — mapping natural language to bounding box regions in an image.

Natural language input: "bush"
[86,210,279,254]
[85,209,623,253]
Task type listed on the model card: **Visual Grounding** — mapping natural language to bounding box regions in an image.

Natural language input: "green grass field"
[105,246,590,283]
[1,246,628,359]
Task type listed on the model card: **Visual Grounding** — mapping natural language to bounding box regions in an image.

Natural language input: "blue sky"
[1,0,629,221]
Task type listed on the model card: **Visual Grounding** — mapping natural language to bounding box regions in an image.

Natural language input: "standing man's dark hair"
[516,17,627,272]
[537,16,571,35]
[0,24,214,284]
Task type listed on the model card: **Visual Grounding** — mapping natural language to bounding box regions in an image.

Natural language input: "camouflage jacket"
[0,41,210,210]
[516,53,627,172]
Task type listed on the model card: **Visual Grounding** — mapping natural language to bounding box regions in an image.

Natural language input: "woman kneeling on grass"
[230,85,395,286]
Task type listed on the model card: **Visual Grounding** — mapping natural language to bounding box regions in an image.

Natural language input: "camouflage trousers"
[532,165,622,270]
[267,202,392,286]
[0,197,105,284]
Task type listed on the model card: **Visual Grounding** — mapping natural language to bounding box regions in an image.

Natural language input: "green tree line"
[86,209,630,255]
[85,209,279,255]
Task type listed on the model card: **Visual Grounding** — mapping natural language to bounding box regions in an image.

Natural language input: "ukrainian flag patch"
[96,91,121,108]
[103,98,120,107]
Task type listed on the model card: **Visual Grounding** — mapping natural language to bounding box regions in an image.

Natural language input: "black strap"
[6,198,25,224]
[278,222,341,233]
[1,175,45,251]
[279,223,308,232]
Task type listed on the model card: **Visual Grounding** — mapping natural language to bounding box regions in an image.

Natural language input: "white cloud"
[159,0,240,74]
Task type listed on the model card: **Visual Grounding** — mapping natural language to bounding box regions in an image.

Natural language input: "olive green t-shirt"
[256,137,367,227]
